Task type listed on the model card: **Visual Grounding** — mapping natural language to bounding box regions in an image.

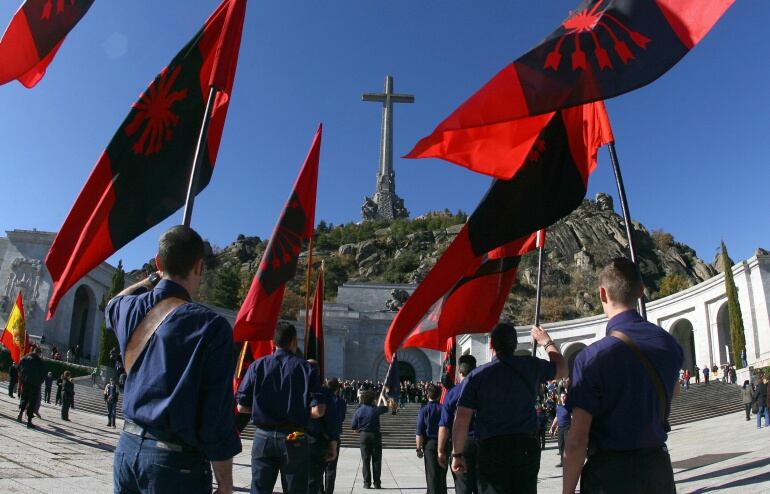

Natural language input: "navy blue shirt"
[106,280,241,461]
[556,405,571,428]
[416,401,442,439]
[567,309,683,451]
[308,387,341,441]
[439,380,475,438]
[351,404,389,433]
[458,355,556,440]
[236,348,324,428]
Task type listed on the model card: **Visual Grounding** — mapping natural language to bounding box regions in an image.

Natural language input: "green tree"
[98,260,125,367]
[211,267,241,310]
[722,241,746,366]
[656,273,690,298]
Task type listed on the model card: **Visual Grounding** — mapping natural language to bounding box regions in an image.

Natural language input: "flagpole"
[235,341,249,379]
[379,353,395,403]
[607,142,647,319]
[532,230,545,356]
[303,236,315,350]
[182,86,218,227]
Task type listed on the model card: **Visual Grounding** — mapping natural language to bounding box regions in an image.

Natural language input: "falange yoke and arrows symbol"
[545,0,651,71]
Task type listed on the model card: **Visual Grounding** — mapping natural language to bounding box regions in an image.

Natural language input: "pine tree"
[98,261,125,367]
[212,267,241,310]
[722,242,746,366]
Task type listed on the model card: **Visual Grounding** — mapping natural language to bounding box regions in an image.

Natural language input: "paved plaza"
[0,389,767,493]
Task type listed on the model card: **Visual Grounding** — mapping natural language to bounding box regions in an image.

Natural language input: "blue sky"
[1,0,767,271]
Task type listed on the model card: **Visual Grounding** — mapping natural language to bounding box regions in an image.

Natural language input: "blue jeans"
[107,401,117,425]
[756,405,770,428]
[113,432,211,494]
[251,428,309,494]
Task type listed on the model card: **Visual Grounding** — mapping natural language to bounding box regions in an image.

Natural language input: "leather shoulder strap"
[125,297,188,375]
[609,330,669,425]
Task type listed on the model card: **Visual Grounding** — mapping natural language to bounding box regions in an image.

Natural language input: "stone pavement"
[0,387,768,493]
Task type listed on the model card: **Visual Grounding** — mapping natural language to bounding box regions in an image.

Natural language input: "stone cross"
[361,75,414,220]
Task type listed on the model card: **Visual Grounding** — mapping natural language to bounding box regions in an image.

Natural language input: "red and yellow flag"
[1,293,29,363]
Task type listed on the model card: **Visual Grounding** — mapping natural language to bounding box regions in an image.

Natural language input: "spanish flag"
[2,293,29,363]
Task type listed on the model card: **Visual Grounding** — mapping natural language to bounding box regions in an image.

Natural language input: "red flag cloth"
[305,267,325,379]
[44,0,246,318]
[0,0,95,88]
[233,125,322,343]
[407,0,731,178]
[1,293,28,363]
[439,337,456,403]
[385,103,610,360]
[400,233,537,353]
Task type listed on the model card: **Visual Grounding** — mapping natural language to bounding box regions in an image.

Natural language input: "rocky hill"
[130,193,717,325]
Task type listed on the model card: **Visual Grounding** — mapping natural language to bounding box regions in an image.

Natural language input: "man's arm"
[310,403,326,419]
[549,416,558,436]
[532,326,567,378]
[437,426,449,467]
[562,407,592,494]
[111,272,159,300]
[451,406,473,473]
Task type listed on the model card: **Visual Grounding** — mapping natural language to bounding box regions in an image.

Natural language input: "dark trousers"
[453,438,479,494]
[324,441,341,494]
[61,397,72,420]
[114,431,212,494]
[557,426,571,465]
[745,403,752,420]
[8,378,16,397]
[251,428,309,494]
[44,385,52,403]
[537,428,546,450]
[18,385,40,422]
[359,432,382,487]
[581,446,676,494]
[308,435,329,494]
[107,400,117,426]
[424,438,448,494]
[477,434,541,494]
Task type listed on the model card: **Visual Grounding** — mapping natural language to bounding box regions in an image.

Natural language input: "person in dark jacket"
[103,377,119,428]
[325,379,347,494]
[61,372,74,421]
[17,347,46,428]
[8,363,18,398]
[741,381,754,421]
[754,376,769,428]
[44,372,54,403]
[55,374,63,405]
[351,390,389,489]
[417,384,447,494]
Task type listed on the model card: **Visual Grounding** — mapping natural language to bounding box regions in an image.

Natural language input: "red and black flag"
[439,337,456,403]
[305,266,325,379]
[401,233,537,353]
[385,103,611,360]
[0,0,94,88]
[234,125,322,343]
[407,0,733,176]
[44,0,246,318]
[383,353,401,401]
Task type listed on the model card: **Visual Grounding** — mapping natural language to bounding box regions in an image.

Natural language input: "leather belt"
[123,421,187,452]
[255,423,305,433]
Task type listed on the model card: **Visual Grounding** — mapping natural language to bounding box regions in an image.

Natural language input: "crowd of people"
[340,379,435,406]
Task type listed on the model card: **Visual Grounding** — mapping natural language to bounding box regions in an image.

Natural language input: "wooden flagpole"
[303,236,314,350]
[182,86,218,227]
[607,142,647,319]
[235,341,249,379]
[532,229,545,356]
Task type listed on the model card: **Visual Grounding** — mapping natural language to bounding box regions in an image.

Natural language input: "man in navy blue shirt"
[416,384,447,494]
[549,392,571,468]
[106,226,241,494]
[563,258,683,494]
[452,323,567,493]
[351,390,389,489]
[236,322,326,494]
[306,362,339,494]
[437,355,478,494]
[324,379,347,494]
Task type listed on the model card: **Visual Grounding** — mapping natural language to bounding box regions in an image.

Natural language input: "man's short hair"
[458,362,474,377]
[327,378,340,393]
[361,390,376,406]
[490,322,518,356]
[158,226,205,278]
[274,321,296,348]
[599,257,643,306]
[458,354,476,369]
[427,384,441,401]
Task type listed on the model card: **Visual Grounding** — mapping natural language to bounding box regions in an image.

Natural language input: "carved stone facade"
[0,230,116,364]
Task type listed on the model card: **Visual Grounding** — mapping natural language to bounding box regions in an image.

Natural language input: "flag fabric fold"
[383,353,401,401]
[0,0,95,88]
[407,0,731,178]
[1,293,30,363]
[439,337,456,403]
[44,0,246,318]
[305,266,325,379]
[233,125,322,343]
[385,102,611,360]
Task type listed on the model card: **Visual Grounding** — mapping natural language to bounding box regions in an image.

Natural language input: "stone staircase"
[0,379,743,449]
